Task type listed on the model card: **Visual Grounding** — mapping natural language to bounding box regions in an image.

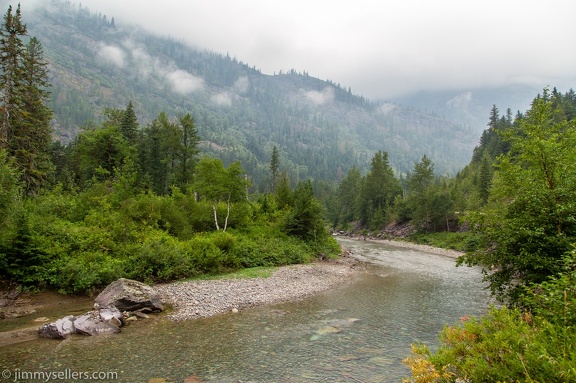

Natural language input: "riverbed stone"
[99,307,124,324]
[74,314,121,336]
[95,278,163,313]
[38,315,76,339]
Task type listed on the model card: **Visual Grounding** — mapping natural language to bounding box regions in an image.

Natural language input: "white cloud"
[211,92,233,106]
[68,0,576,100]
[166,69,204,94]
[447,92,473,109]
[234,76,249,94]
[96,44,125,68]
[303,87,334,106]
[377,103,398,115]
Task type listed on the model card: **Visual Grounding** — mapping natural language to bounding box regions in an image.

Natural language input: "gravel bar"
[155,255,362,321]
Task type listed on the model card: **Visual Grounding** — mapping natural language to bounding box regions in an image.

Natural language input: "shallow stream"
[0,238,491,382]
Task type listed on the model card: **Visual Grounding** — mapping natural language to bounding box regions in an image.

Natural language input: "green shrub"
[126,232,199,283]
[51,252,125,294]
[186,236,227,274]
[228,236,266,268]
[403,306,576,383]
[521,250,576,327]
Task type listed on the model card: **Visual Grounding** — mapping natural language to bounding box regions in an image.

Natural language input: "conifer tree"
[174,113,200,189]
[120,101,138,144]
[17,37,53,193]
[269,145,279,192]
[0,6,53,194]
[0,4,27,149]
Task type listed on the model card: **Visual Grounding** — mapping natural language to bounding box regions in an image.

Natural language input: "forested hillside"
[28,0,478,190]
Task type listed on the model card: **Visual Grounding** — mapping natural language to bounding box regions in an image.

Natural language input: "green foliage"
[0,6,53,195]
[405,156,456,232]
[404,306,576,383]
[0,149,21,226]
[120,101,139,144]
[282,180,327,242]
[193,157,250,231]
[461,90,576,303]
[521,249,576,328]
[360,151,402,227]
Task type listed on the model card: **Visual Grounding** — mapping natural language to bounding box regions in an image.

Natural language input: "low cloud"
[377,103,398,115]
[447,91,473,109]
[303,87,334,106]
[211,92,233,106]
[96,44,125,68]
[234,76,249,94]
[166,70,204,95]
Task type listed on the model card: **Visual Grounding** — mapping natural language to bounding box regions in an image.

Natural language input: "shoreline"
[1,238,463,334]
[155,237,462,321]
[344,236,464,259]
[155,255,363,321]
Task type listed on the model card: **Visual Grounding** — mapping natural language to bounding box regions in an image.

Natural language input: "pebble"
[155,257,362,321]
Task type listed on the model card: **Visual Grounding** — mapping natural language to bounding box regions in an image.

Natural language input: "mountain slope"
[27,1,479,188]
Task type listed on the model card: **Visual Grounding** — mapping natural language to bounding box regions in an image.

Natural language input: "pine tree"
[0,6,53,194]
[17,37,53,193]
[269,145,280,192]
[174,113,200,189]
[120,101,138,144]
[360,151,402,227]
[0,4,27,149]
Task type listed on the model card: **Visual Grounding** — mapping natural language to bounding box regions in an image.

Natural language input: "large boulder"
[38,315,76,339]
[95,278,163,313]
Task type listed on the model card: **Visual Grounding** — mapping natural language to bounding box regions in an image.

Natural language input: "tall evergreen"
[17,37,53,193]
[0,5,53,194]
[120,101,138,144]
[0,4,27,149]
[269,145,280,192]
[360,151,402,227]
[175,113,200,189]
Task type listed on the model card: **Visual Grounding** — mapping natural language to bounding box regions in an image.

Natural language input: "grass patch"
[185,266,278,281]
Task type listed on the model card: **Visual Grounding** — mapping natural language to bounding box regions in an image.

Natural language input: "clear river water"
[0,238,492,382]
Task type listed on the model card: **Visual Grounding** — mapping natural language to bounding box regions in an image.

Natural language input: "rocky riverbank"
[361,237,464,259]
[156,255,363,321]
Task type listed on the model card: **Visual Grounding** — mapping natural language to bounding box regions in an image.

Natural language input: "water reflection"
[0,238,491,382]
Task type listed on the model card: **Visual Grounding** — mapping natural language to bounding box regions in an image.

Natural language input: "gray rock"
[95,278,163,313]
[99,307,124,324]
[38,315,76,339]
[74,314,121,336]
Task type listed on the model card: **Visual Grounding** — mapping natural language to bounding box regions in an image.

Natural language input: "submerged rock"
[95,278,163,313]
[99,307,124,325]
[36,280,160,340]
[74,314,121,336]
[38,315,76,339]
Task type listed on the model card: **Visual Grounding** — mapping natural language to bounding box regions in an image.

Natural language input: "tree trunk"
[212,203,220,230]
[223,194,231,231]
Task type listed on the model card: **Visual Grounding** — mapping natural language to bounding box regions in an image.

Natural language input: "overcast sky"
[27,0,576,99]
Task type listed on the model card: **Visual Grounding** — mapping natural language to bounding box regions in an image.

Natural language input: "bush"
[126,232,199,283]
[51,252,125,294]
[403,306,576,383]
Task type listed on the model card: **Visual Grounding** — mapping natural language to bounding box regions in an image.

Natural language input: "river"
[0,238,492,382]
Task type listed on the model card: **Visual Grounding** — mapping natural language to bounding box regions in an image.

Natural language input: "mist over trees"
[23,0,480,193]
[0,4,340,294]
[1,4,575,379]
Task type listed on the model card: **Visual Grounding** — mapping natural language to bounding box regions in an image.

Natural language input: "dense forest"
[1,3,575,381]
[25,0,480,190]
[0,4,339,294]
